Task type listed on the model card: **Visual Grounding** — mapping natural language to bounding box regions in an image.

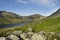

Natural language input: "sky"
[0,0,60,16]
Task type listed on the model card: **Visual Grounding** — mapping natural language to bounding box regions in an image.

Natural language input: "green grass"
[0,16,60,36]
[13,16,60,33]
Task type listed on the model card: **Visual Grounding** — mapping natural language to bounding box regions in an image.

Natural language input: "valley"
[0,9,60,40]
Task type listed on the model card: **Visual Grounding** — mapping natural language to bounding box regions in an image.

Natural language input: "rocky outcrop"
[12,31,22,36]
[6,34,19,40]
[0,31,60,40]
[0,28,60,40]
[31,31,47,40]
[31,33,47,40]
[0,37,6,40]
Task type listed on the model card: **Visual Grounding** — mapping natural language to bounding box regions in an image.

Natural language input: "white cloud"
[16,0,28,4]
[32,0,50,5]
[31,0,58,6]
[15,0,58,6]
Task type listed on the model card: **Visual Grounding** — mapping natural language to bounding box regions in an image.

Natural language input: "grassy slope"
[13,16,60,33]
[0,12,44,24]
[0,12,22,24]
[0,16,60,36]
[0,10,60,39]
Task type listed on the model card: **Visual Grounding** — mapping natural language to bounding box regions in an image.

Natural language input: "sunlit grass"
[0,17,60,36]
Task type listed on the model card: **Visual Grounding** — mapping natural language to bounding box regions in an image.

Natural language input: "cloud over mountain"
[31,0,58,6]
[15,0,58,6]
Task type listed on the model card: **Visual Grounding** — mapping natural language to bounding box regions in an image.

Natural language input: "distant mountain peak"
[57,8,60,11]
[49,8,60,17]
[58,8,60,10]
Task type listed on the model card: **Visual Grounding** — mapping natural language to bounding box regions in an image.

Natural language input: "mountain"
[0,10,60,40]
[14,8,60,33]
[29,14,44,20]
[0,11,23,24]
[22,14,44,20]
[49,8,60,17]
[0,11,44,24]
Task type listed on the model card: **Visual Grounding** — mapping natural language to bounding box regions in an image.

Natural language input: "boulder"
[39,31,45,35]
[12,31,22,36]
[6,34,19,40]
[0,37,6,40]
[20,33,27,40]
[25,38,29,40]
[31,33,47,40]
[28,27,33,32]
[7,31,12,36]
[54,38,57,40]
[49,32,55,35]
[26,32,33,38]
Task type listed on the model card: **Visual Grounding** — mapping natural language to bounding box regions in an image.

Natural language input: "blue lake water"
[0,22,28,28]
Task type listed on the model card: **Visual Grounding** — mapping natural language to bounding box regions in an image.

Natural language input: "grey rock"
[31,33,47,40]
[7,31,12,36]
[20,33,26,40]
[6,34,19,40]
[12,31,22,36]
[54,38,57,40]
[27,32,33,38]
[28,27,33,32]
[0,37,6,40]
[39,31,45,35]
[49,32,55,35]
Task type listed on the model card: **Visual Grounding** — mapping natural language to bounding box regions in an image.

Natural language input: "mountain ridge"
[49,8,60,17]
[0,11,44,24]
[13,8,60,33]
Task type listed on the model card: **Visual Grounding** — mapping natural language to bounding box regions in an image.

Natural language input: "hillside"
[0,11,44,24]
[22,14,44,21]
[0,9,60,38]
[0,9,60,36]
[49,9,60,17]
[0,11,22,24]
[12,8,60,33]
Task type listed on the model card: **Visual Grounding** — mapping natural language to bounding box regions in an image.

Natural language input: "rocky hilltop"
[49,8,60,17]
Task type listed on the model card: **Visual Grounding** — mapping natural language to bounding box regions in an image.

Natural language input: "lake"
[0,22,28,28]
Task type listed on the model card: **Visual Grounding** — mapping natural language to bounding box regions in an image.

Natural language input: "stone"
[28,27,33,32]
[19,32,33,40]
[25,38,29,40]
[57,34,60,36]
[12,31,22,36]
[39,31,45,35]
[31,33,47,40]
[54,38,57,40]
[20,33,27,40]
[7,31,12,36]
[0,37,6,40]
[49,32,55,35]
[6,34,19,40]
[27,32,33,38]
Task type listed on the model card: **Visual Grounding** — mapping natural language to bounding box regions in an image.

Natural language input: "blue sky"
[0,0,60,16]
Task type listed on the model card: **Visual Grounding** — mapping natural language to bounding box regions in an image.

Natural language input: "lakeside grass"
[0,16,60,36]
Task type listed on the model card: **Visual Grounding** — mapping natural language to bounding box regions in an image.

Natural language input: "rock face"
[0,30,60,40]
[31,33,47,40]
[0,37,6,40]
[6,34,19,40]
[20,33,26,40]
[12,31,22,36]
[49,8,60,17]
[27,32,33,38]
